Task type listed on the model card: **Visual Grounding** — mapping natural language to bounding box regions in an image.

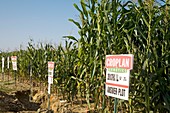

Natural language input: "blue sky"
[0,0,80,51]
[0,0,165,52]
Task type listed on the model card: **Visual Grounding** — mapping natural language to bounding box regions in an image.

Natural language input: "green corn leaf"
[69,19,82,29]
[63,36,78,42]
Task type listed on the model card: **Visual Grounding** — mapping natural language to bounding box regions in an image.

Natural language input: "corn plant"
[0,0,169,112]
[69,0,170,112]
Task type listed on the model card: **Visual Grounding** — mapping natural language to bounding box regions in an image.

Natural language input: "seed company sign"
[105,54,134,100]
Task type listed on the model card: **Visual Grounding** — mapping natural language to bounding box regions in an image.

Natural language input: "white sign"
[11,56,17,70]
[105,54,134,100]
[48,61,54,84]
[2,57,4,72]
[7,57,9,69]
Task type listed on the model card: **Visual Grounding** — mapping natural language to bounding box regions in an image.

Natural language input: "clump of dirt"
[0,90,40,112]
[0,75,41,113]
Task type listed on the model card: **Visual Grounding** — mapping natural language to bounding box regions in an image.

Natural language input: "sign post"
[7,56,10,82]
[29,61,33,101]
[47,61,54,111]
[2,57,4,81]
[11,56,17,86]
[105,54,134,112]
[114,98,118,113]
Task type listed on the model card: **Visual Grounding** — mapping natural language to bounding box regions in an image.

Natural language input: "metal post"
[29,63,33,101]
[14,71,16,86]
[114,98,118,113]
[7,56,10,83]
[8,69,9,83]
[2,72,4,81]
[102,83,105,110]
[47,83,51,111]
[2,57,4,81]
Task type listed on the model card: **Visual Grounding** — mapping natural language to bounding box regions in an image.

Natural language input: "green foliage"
[69,0,170,112]
[0,0,169,112]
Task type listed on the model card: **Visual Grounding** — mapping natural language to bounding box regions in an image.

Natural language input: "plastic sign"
[105,54,134,100]
[2,57,4,73]
[105,55,133,70]
[11,56,17,71]
[7,57,9,69]
[48,61,55,84]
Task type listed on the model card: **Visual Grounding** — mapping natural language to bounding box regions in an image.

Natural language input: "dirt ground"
[0,74,40,113]
[0,74,93,113]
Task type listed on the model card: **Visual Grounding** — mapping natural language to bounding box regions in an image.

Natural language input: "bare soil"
[0,74,41,113]
[0,74,95,113]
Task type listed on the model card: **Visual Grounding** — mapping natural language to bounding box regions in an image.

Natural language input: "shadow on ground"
[0,90,40,112]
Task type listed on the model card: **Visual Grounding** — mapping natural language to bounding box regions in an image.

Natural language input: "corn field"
[0,0,170,112]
